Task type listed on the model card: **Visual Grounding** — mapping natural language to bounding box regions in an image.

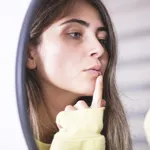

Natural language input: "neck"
[42,82,81,117]
[38,82,81,143]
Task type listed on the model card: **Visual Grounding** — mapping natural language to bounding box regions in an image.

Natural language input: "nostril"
[91,52,101,58]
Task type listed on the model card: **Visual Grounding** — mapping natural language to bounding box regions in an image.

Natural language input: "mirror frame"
[16,0,40,149]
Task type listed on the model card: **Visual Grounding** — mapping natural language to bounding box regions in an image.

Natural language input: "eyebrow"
[59,18,108,33]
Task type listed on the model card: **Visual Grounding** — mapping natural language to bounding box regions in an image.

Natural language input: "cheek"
[36,43,78,84]
[35,44,65,81]
[43,53,66,77]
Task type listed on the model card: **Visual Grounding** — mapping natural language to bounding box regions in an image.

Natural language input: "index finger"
[91,75,103,108]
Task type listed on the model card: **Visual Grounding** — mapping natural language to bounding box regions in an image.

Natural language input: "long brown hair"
[26,0,132,149]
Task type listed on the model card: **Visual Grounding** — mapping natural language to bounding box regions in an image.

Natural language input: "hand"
[56,75,106,129]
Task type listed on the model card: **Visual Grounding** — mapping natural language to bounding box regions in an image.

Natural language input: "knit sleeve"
[50,107,105,150]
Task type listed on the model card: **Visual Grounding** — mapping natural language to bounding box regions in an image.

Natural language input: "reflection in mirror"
[19,0,150,150]
[25,0,132,150]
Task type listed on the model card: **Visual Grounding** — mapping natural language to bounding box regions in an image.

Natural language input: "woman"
[26,0,132,149]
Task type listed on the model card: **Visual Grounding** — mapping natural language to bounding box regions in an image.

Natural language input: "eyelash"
[68,32,82,39]
[68,32,108,48]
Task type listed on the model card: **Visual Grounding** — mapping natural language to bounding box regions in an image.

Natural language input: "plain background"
[103,0,150,150]
[0,0,30,149]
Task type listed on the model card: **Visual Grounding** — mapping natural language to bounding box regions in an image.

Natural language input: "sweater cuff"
[56,107,105,137]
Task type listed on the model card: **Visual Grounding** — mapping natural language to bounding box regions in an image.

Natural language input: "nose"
[88,37,105,58]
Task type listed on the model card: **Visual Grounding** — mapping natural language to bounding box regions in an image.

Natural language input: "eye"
[68,32,82,39]
[98,39,108,48]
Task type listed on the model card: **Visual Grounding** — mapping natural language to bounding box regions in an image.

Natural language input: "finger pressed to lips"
[91,75,103,108]
[57,76,105,131]
[65,75,104,111]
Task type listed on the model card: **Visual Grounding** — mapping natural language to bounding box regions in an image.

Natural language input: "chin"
[71,77,97,96]
[77,83,95,96]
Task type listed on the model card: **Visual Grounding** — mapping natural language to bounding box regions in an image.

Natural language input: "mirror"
[15,0,150,150]
[16,0,40,149]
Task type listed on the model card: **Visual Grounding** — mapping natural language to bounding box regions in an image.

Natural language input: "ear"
[26,45,37,69]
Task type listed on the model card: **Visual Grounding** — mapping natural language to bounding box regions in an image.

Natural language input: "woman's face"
[29,1,108,96]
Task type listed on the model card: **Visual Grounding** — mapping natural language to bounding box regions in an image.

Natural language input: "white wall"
[103,0,150,149]
[0,0,30,149]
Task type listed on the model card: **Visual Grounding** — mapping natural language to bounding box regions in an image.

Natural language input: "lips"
[87,69,101,76]
[87,65,101,71]
[84,65,101,76]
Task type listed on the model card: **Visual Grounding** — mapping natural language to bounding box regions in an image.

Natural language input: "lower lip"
[85,69,101,76]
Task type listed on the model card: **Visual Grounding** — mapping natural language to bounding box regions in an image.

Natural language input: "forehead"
[59,0,104,27]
